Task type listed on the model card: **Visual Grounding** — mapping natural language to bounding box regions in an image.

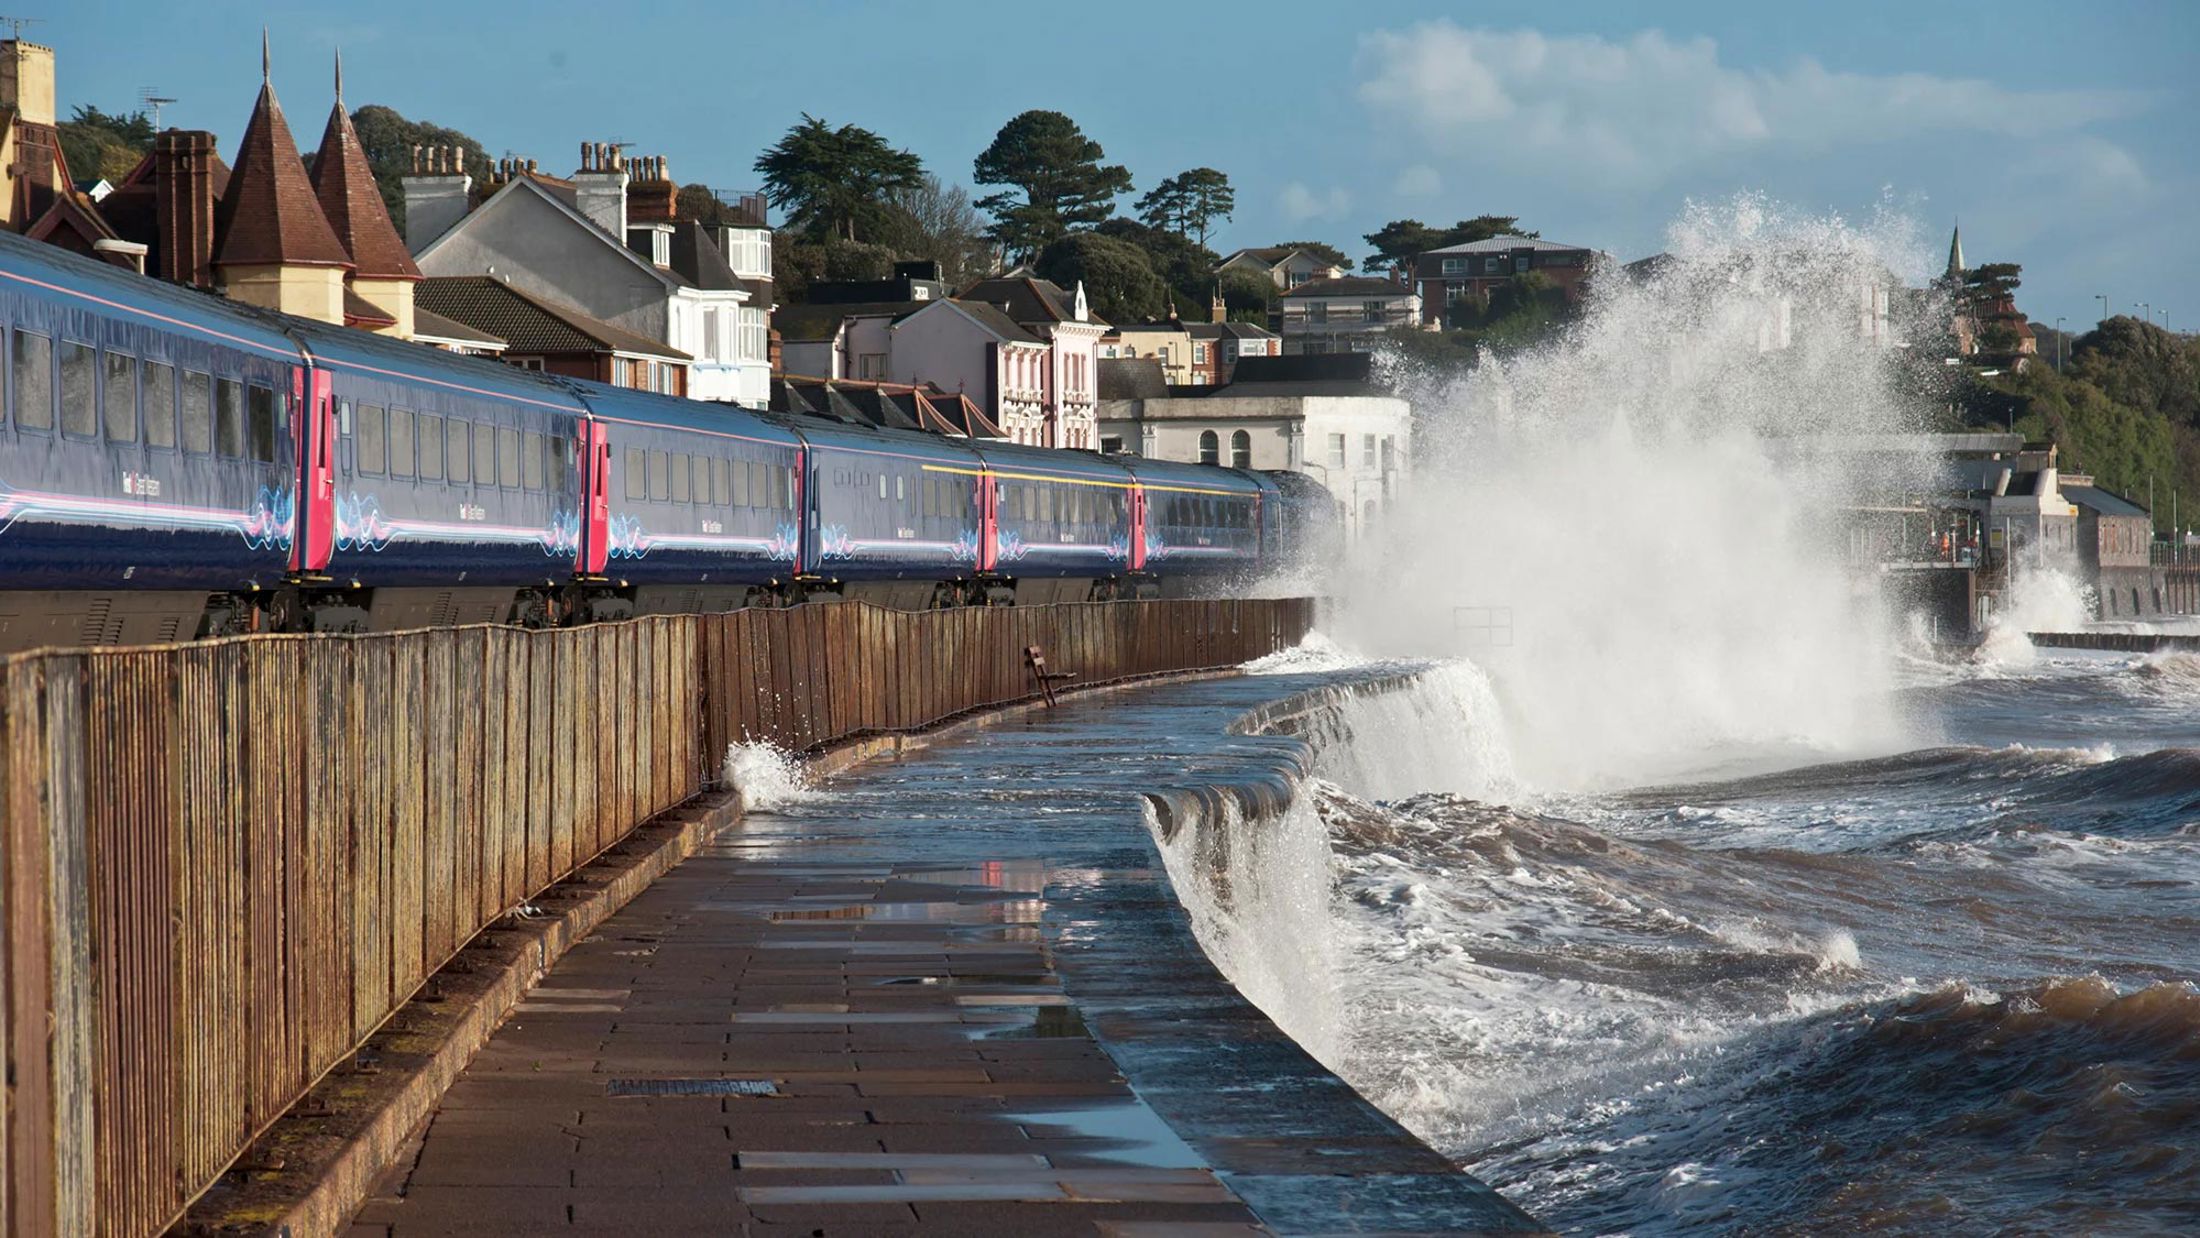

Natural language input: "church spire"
[1945,221,1965,281]
[333,47,343,105]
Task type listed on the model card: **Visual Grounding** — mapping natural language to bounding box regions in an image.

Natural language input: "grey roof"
[669,220,743,292]
[1425,234,1594,256]
[934,298,1043,345]
[1279,275,1413,299]
[772,300,925,343]
[1185,321,1279,341]
[1098,357,1169,401]
[2063,484,2151,520]
[411,305,506,347]
[1213,379,1388,398]
[416,275,689,360]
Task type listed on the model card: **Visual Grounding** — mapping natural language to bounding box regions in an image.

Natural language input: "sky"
[43,0,2200,333]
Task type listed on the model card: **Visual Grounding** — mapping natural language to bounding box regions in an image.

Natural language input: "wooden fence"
[0,597,1311,1236]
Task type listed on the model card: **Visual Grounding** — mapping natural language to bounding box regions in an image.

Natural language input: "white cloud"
[1280,181,1352,222]
[1393,164,1443,197]
[1354,24,2148,185]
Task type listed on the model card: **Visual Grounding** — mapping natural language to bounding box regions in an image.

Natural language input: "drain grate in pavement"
[606,1078,778,1097]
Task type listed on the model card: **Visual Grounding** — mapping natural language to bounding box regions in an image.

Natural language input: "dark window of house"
[523,431,545,491]
[496,426,520,488]
[446,419,471,482]
[103,351,138,442]
[247,385,278,462]
[1230,429,1251,469]
[215,378,246,457]
[473,422,495,484]
[143,362,174,449]
[1198,430,1218,465]
[625,446,646,500]
[180,371,211,451]
[11,330,52,430]
[417,413,443,480]
[59,341,96,438]
[648,449,669,501]
[356,403,387,473]
[388,407,414,477]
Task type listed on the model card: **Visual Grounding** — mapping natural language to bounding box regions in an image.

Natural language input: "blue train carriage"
[579,381,802,617]
[1257,468,1343,581]
[0,229,306,653]
[794,421,986,608]
[969,440,1138,604]
[1121,455,1265,597]
[284,317,593,631]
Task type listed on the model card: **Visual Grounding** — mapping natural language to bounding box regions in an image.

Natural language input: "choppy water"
[1203,645,2200,1235]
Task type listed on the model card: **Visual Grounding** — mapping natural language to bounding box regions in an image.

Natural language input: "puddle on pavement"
[1002,1099,1209,1169]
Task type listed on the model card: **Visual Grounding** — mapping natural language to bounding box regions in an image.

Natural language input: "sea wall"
[0,598,1311,1238]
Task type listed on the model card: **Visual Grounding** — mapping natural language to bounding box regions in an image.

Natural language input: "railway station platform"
[344,671,1539,1237]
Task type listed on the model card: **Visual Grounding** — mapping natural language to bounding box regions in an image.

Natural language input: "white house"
[404,146,771,406]
[1216,246,1350,291]
[1277,275,1423,355]
[955,275,1106,450]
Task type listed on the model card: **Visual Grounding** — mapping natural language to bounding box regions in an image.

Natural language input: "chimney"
[572,142,629,237]
[400,143,471,253]
[0,39,56,127]
[1211,283,1226,324]
[153,129,219,287]
[626,153,676,224]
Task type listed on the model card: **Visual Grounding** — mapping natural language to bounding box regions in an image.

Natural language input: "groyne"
[0,599,1309,1238]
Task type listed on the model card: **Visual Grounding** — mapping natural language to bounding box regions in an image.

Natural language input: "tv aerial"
[140,87,177,131]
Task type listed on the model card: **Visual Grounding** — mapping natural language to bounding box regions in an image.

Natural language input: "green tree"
[876,175,994,288]
[1094,218,1217,311]
[973,110,1132,261]
[1135,167,1233,246]
[57,104,156,183]
[1033,233,1166,323]
[1217,266,1277,324]
[347,105,492,233]
[1362,215,1534,271]
[755,114,924,243]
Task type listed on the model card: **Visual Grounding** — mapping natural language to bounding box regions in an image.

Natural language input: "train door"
[293,366,337,574]
[1129,484,1149,571]
[978,470,1000,572]
[577,420,611,575]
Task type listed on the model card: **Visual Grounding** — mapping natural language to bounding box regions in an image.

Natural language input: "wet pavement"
[349,670,1541,1236]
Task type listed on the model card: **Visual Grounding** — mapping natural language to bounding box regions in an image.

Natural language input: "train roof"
[969,440,1136,486]
[1118,454,1266,497]
[273,309,590,414]
[562,379,802,450]
[0,226,303,363]
[786,417,989,468]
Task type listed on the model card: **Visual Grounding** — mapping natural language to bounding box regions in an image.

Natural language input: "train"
[0,228,1334,653]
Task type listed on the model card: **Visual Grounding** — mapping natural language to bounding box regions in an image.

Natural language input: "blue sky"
[45,0,2198,332]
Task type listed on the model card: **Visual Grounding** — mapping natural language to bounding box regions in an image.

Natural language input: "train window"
[473,422,496,485]
[417,414,443,481]
[523,432,545,491]
[669,452,690,503]
[446,419,471,484]
[546,437,569,494]
[247,386,278,463]
[730,458,749,507]
[712,457,729,506]
[784,466,796,510]
[215,379,246,457]
[10,330,52,430]
[356,404,387,473]
[143,362,174,449]
[693,455,710,505]
[388,407,414,477]
[180,371,210,451]
[876,473,888,501]
[647,449,669,501]
[103,351,138,443]
[921,477,935,519]
[59,341,96,438]
[894,475,905,504]
[746,461,767,508]
[497,426,521,489]
[624,446,645,500]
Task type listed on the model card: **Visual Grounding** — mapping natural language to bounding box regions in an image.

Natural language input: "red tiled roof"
[312,98,420,280]
[213,81,352,270]
[341,286,397,328]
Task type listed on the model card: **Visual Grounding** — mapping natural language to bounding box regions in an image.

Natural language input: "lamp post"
[2097,293,2109,324]
[2054,316,2065,370]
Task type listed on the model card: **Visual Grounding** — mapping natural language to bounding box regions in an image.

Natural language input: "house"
[886,298,1053,445]
[2064,479,2155,619]
[1413,235,1599,327]
[1277,275,1421,355]
[807,260,949,306]
[953,274,1107,449]
[416,274,691,393]
[774,301,928,382]
[771,375,1002,438]
[6,38,439,337]
[405,144,771,405]
[1096,353,1408,545]
[1098,321,1197,385]
[1215,245,1348,291]
[1185,321,1280,386]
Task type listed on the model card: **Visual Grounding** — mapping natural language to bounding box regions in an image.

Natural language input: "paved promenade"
[348,671,1540,1236]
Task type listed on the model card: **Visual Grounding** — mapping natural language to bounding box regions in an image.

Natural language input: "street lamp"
[2054,316,2065,370]
[2097,294,2109,324]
